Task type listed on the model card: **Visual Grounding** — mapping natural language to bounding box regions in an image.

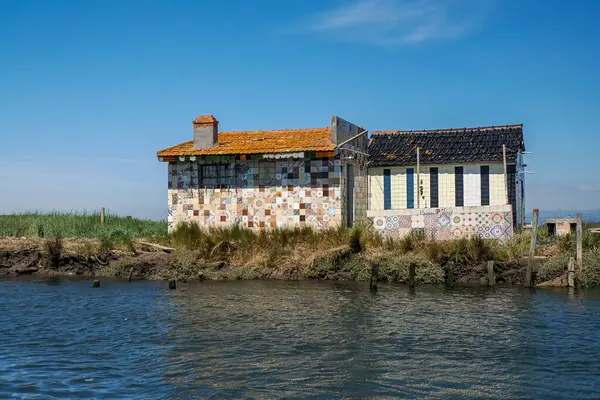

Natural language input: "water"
[1,279,600,400]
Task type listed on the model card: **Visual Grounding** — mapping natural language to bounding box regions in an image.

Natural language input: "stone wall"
[367,205,514,242]
[167,158,344,231]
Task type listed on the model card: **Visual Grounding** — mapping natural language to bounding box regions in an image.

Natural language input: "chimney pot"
[193,114,219,148]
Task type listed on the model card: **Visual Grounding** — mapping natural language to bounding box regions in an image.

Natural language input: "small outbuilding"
[546,218,577,236]
[367,124,526,241]
[157,114,368,232]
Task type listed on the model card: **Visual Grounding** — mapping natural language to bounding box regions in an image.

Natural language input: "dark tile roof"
[368,125,525,167]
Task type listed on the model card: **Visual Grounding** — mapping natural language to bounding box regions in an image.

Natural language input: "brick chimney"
[193,115,219,148]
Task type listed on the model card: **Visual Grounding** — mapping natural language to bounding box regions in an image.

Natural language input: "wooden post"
[568,257,575,288]
[92,280,100,288]
[128,268,133,283]
[526,209,539,288]
[487,261,495,287]
[416,147,420,209]
[168,280,176,290]
[577,213,583,273]
[409,263,416,289]
[445,262,454,287]
[502,144,509,206]
[370,264,379,291]
[101,207,105,225]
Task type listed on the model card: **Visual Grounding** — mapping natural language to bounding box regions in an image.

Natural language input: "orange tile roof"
[157,127,335,157]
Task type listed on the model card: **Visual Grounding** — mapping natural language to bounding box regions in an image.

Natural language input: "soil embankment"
[0,237,531,285]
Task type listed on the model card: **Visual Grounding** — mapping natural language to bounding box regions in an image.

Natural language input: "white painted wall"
[369,162,511,211]
[463,165,481,206]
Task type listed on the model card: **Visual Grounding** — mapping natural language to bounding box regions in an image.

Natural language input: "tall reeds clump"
[168,223,357,278]
[0,212,167,238]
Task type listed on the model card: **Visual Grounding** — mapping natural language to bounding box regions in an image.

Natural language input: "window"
[406,168,414,209]
[455,166,464,207]
[480,165,490,206]
[201,164,230,188]
[430,167,439,208]
[258,161,276,186]
[383,169,391,210]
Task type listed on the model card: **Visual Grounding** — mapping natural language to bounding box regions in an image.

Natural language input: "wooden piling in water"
[568,257,575,288]
[168,280,177,290]
[577,213,583,273]
[128,268,133,283]
[92,280,100,288]
[487,261,495,287]
[370,264,379,292]
[526,209,539,288]
[445,262,454,287]
[101,207,105,225]
[409,263,416,289]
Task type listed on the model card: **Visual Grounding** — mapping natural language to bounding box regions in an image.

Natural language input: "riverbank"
[1,214,599,286]
[1,233,596,287]
[0,236,530,284]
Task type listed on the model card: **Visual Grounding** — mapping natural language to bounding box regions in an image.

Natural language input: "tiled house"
[367,125,526,241]
[157,115,368,232]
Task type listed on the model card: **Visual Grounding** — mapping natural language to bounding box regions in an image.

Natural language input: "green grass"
[0,212,167,238]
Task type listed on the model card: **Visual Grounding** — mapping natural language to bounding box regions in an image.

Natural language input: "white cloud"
[293,0,493,46]
[579,184,600,192]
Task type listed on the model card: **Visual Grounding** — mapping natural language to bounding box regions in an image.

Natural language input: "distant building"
[546,218,577,236]
[157,115,368,232]
[366,125,526,241]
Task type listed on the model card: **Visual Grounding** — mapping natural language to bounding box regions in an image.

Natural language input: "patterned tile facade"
[167,158,345,231]
[367,205,514,242]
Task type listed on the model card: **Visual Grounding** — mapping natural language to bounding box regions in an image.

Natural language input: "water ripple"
[1,278,600,399]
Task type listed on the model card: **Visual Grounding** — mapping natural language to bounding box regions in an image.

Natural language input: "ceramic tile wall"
[367,205,513,242]
[167,159,344,231]
[369,163,510,210]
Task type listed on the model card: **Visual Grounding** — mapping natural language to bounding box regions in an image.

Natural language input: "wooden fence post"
[577,213,583,273]
[526,209,539,288]
[568,257,575,288]
[101,207,105,225]
[445,262,454,287]
[487,261,495,287]
[370,264,379,292]
[409,263,416,289]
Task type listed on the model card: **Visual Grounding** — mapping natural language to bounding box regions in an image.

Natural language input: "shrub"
[376,254,444,284]
[537,250,600,288]
[169,249,201,280]
[536,253,571,283]
[577,250,600,288]
[99,234,115,254]
[44,236,63,267]
[398,231,426,253]
[424,241,448,264]
[230,267,259,280]
[500,231,530,261]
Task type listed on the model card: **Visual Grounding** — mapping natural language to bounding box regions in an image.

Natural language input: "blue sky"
[1,0,599,220]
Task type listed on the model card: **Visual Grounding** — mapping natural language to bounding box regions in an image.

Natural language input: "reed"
[0,212,167,238]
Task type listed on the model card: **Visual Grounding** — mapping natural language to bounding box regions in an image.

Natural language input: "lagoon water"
[1,279,599,399]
